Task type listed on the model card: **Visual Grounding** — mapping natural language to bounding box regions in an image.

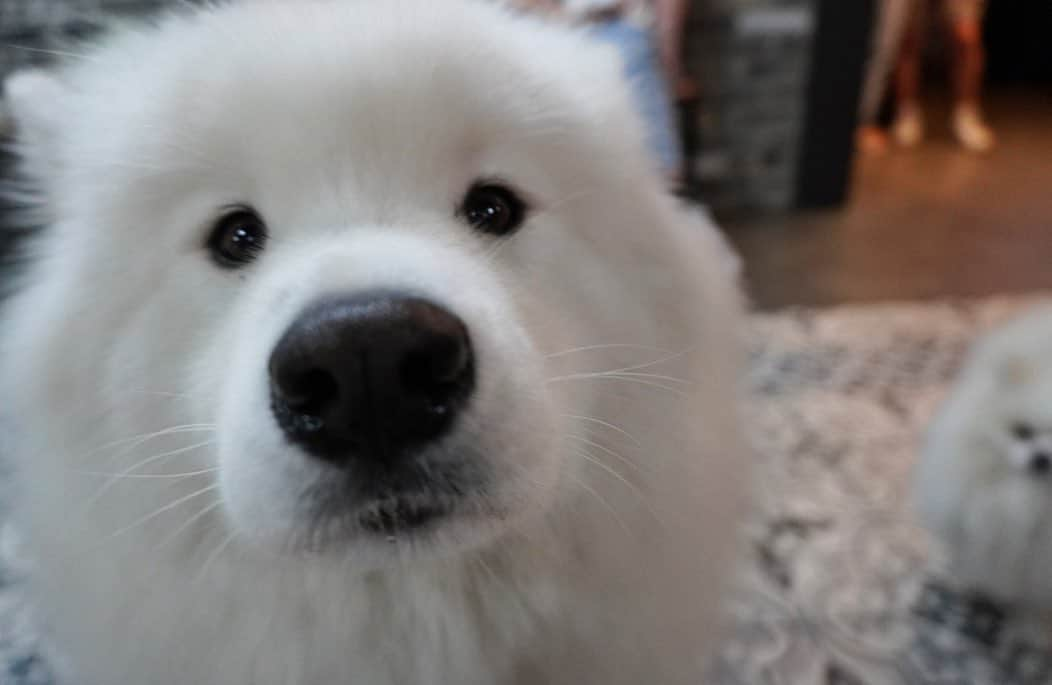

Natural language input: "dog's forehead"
[39,0,634,226]
[174,58,492,188]
[193,50,517,152]
[194,5,589,124]
[90,1,618,194]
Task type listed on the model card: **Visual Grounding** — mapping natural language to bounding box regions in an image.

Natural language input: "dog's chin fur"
[915,306,1052,610]
[0,1,750,683]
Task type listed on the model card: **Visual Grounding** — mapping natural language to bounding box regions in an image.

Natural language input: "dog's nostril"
[402,336,472,391]
[276,368,340,412]
[268,292,475,464]
[271,370,336,412]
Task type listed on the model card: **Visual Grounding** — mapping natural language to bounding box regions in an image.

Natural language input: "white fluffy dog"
[915,306,1052,611]
[0,1,749,683]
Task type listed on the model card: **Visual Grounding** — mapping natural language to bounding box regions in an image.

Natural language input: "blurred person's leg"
[652,0,697,101]
[858,0,914,153]
[589,15,684,183]
[510,1,685,182]
[892,0,926,147]
[945,0,994,152]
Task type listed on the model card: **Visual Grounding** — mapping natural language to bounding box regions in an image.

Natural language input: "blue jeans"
[588,19,683,177]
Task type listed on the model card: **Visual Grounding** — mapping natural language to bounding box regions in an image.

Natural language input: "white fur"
[915,305,1052,610]
[0,1,750,683]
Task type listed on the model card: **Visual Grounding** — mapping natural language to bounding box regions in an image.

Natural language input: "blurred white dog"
[916,305,1052,610]
[0,1,749,683]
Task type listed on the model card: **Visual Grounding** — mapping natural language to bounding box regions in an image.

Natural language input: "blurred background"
[695,0,1052,311]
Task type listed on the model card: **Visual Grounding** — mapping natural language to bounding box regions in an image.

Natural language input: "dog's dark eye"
[208,207,268,268]
[1012,422,1035,441]
[459,182,527,236]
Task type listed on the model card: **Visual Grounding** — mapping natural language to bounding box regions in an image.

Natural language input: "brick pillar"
[684,0,817,212]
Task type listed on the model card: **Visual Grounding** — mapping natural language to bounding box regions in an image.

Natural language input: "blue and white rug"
[717,295,1052,685]
[1,295,1050,684]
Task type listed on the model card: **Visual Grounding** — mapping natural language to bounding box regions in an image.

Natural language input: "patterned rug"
[716,295,1052,685]
[1,295,1049,684]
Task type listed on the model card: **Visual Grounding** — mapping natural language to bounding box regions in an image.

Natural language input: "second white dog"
[916,305,1052,611]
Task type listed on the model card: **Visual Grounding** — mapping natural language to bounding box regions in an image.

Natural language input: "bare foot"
[953,104,996,153]
[857,125,889,155]
[892,102,925,148]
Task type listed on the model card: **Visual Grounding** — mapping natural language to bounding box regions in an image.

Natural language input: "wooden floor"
[723,89,1052,311]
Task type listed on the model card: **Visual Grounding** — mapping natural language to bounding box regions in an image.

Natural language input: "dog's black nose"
[268,292,474,464]
[1030,452,1052,477]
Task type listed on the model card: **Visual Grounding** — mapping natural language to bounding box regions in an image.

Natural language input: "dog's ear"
[4,69,70,183]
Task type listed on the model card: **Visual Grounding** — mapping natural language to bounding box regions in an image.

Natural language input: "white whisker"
[570,448,661,523]
[3,44,96,62]
[88,439,215,506]
[562,414,640,447]
[574,478,631,535]
[77,424,216,464]
[549,371,691,385]
[126,390,195,399]
[570,448,638,496]
[609,371,693,385]
[601,375,690,396]
[594,350,691,376]
[195,530,238,583]
[156,499,224,552]
[565,433,641,473]
[544,343,675,359]
[71,467,218,480]
[472,554,501,585]
[546,373,689,397]
[107,483,219,539]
